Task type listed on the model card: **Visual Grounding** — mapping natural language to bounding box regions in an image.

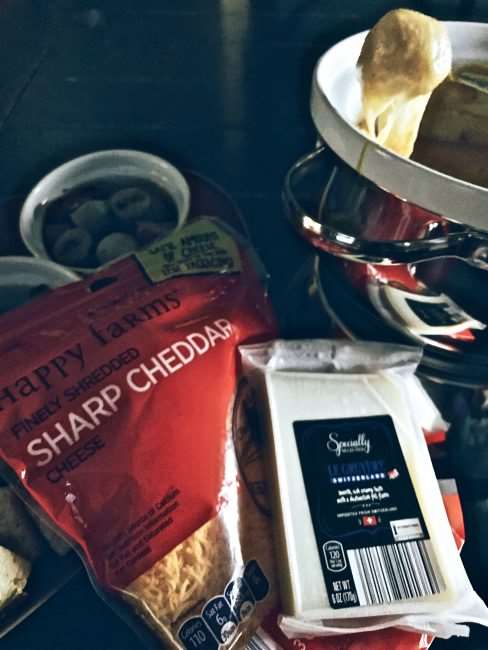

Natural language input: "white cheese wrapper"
[279,587,488,640]
[240,340,488,639]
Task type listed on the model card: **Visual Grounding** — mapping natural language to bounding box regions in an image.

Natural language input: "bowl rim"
[0,255,80,283]
[311,21,488,232]
[19,149,191,274]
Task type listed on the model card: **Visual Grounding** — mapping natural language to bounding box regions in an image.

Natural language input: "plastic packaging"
[246,480,466,650]
[240,340,488,640]
[0,217,278,648]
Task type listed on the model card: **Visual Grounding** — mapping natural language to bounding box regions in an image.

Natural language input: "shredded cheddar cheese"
[124,517,231,627]
[121,484,277,648]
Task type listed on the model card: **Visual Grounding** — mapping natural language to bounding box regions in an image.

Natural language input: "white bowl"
[20,150,190,274]
[0,256,78,314]
[311,21,488,231]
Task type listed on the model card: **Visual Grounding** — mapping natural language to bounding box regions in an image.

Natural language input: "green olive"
[109,187,151,222]
[52,228,93,266]
[71,200,113,237]
[96,232,138,265]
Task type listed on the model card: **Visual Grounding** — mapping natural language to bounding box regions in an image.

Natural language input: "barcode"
[246,629,281,650]
[347,539,443,606]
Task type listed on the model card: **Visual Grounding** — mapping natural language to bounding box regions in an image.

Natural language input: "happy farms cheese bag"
[0,218,277,648]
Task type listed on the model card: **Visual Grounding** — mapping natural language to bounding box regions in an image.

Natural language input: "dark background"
[1,1,488,648]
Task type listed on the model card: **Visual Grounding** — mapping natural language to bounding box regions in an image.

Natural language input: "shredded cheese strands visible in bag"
[122,474,278,647]
[124,517,231,626]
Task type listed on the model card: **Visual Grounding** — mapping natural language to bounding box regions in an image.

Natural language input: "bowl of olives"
[20,150,190,274]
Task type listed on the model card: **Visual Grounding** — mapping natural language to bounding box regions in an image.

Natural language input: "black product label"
[224,577,255,621]
[294,415,443,609]
[177,560,270,649]
[405,298,465,327]
[201,597,238,644]
[243,559,270,601]
[178,617,219,650]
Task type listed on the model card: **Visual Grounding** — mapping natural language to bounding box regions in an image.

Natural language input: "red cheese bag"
[0,218,277,648]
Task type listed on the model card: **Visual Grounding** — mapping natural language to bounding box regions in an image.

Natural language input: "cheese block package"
[0,217,278,648]
[240,340,488,640]
[248,480,466,650]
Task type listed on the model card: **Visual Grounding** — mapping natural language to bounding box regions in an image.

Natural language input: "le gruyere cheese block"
[259,369,461,620]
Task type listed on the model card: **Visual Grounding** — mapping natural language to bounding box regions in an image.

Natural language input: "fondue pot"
[283,22,488,502]
[284,21,488,380]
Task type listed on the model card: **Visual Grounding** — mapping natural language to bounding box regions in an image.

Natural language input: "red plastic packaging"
[0,218,277,647]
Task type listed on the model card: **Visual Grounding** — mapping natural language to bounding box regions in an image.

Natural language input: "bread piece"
[419,77,488,147]
[0,545,30,610]
[412,76,488,187]
[358,9,451,157]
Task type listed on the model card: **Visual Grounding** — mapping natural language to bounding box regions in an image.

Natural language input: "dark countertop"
[1,1,488,648]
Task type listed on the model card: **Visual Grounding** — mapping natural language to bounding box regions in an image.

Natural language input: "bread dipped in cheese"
[357,9,452,157]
